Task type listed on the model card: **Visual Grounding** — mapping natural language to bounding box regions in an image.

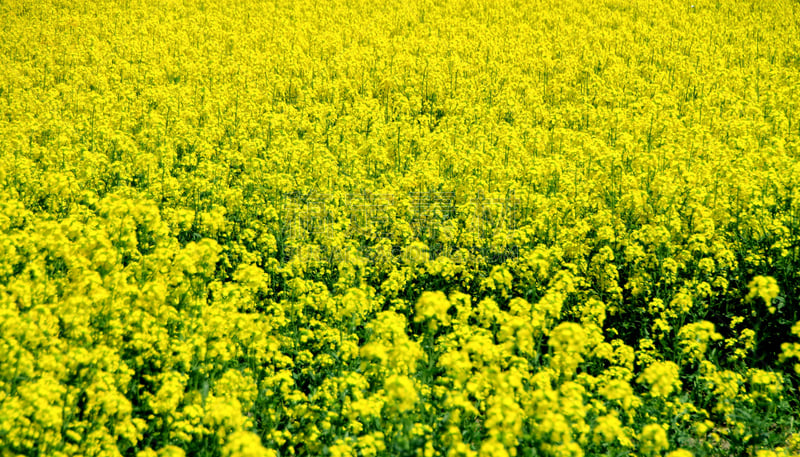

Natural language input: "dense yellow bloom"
[548,322,588,376]
[748,369,783,396]
[329,440,356,457]
[593,412,629,446]
[415,290,452,331]
[222,431,274,457]
[638,361,681,398]
[781,321,800,375]
[356,432,387,457]
[639,424,669,455]
[157,446,186,457]
[678,321,722,363]
[745,276,780,313]
[384,374,419,414]
[148,371,188,416]
[665,450,694,457]
[485,393,524,448]
[598,378,641,417]
[1,0,799,456]
[699,363,744,418]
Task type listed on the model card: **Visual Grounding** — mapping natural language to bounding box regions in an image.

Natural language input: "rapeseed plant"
[1,0,800,456]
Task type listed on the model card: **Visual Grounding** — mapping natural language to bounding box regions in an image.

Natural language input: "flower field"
[2,0,800,456]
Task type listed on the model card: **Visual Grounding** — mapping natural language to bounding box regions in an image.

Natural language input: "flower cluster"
[1,0,799,456]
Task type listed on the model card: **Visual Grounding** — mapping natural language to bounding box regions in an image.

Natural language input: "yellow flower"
[328,439,356,457]
[4,0,800,454]
[149,371,188,416]
[745,275,780,313]
[781,326,800,374]
[593,412,624,445]
[222,431,273,457]
[748,369,783,396]
[548,322,588,376]
[666,450,694,457]
[157,445,186,457]
[415,290,452,331]
[478,438,510,457]
[755,451,780,457]
[356,432,386,457]
[598,378,640,415]
[384,374,418,413]
[639,423,669,455]
[638,361,682,398]
[678,321,722,363]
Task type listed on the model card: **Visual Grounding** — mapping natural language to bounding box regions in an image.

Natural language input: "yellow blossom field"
[1,0,800,456]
